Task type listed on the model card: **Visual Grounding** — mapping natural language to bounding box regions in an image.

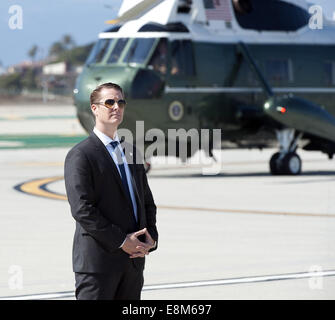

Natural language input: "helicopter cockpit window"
[232,0,310,32]
[107,38,129,63]
[170,40,195,76]
[85,39,110,65]
[148,39,168,75]
[123,38,155,64]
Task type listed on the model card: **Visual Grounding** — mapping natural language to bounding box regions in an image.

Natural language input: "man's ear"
[91,104,98,117]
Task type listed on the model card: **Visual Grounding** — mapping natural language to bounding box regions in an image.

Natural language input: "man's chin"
[110,119,122,126]
[110,115,122,122]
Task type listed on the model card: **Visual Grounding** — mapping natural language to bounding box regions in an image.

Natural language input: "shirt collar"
[93,127,120,147]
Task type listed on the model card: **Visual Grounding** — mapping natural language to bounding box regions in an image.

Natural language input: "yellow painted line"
[60,133,84,137]
[17,176,67,201]
[0,141,24,147]
[15,176,335,218]
[19,162,64,167]
[158,205,335,218]
[2,115,24,120]
[13,157,331,169]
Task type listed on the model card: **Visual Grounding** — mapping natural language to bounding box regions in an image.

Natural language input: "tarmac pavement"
[0,103,334,300]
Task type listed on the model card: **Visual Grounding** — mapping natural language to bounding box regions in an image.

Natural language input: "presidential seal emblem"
[168,101,184,121]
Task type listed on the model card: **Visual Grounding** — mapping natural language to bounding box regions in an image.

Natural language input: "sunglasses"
[95,99,126,109]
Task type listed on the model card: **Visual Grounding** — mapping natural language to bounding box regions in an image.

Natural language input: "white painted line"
[3,292,75,300]
[144,270,335,290]
[165,86,335,94]
[2,269,335,300]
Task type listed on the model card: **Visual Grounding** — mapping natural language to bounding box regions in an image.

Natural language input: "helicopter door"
[167,39,196,87]
[164,39,196,125]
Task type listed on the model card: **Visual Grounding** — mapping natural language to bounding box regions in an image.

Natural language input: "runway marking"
[13,176,335,218]
[19,162,64,167]
[2,269,335,300]
[14,176,66,201]
[158,205,335,218]
[0,134,87,149]
[0,115,75,121]
[0,141,24,147]
[11,156,332,168]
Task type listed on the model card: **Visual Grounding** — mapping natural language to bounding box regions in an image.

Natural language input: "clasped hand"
[121,228,155,258]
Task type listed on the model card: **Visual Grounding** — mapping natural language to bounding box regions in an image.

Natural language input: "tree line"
[0,34,93,94]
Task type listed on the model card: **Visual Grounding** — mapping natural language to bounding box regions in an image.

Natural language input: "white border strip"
[2,269,335,300]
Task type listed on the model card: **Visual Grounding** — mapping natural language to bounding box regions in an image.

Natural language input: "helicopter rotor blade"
[237,41,274,98]
[106,0,166,24]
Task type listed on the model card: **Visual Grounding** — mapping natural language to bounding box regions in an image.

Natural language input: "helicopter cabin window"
[123,38,155,64]
[148,38,168,75]
[85,39,110,65]
[107,38,129,63]
[232,0,310,32]
[246,61,260,86]
[324,62,335,86]
[265,59,293,84]
[170,40,195,76]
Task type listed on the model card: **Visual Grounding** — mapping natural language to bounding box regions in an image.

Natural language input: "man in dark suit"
[64,82,158,300]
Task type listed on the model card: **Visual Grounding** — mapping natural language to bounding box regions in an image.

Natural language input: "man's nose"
[111,102,119,110]
[115,104,122,112]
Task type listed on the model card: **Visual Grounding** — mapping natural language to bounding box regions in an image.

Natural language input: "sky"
[0,0,334,68]
[0,0,122,68]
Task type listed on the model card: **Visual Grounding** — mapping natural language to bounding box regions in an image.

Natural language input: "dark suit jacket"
[64,132,158,273]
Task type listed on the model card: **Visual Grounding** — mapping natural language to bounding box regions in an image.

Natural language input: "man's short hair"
[90,82,124,105]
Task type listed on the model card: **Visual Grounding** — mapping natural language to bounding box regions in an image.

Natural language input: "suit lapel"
[90,132,143,226]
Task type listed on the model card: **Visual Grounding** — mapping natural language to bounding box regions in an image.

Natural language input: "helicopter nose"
[264,98,288,115]
[263,99,275,112]
[264,95,335,142]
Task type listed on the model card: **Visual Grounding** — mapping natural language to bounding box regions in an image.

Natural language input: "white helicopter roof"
[99,0,335,45]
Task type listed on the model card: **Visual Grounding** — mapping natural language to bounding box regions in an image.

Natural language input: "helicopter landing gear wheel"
[282,152,302,175]
[269,152,281,175]
[269,152,301,175]
[270,128,303,175]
